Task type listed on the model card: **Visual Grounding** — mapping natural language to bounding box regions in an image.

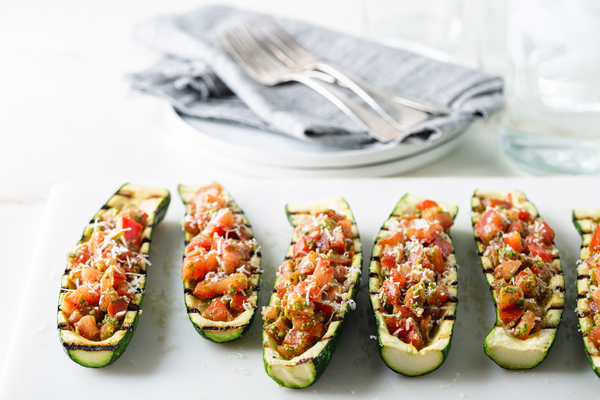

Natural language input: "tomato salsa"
[182,184,258,322]
[262,209,358,360]
[375,199,456,349]
[584,224,600,349]
[60,206,149,341]
[473,193,560,340]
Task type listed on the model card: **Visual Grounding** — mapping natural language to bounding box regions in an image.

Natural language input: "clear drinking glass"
[501,0,600,174]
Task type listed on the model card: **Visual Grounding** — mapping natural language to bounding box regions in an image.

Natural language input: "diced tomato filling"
[475,195,560,341]
[590,226,600,253]
[264,207,356,360]
[416,200,438,210]
[475,209,505,244]
[202,298,233,322]
[116,215,144,250]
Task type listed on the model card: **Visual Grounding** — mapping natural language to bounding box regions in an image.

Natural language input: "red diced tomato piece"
[504,231,523,253]
[513,310,536,340]
[382,280,401,306]
[538,221,555,246]
[202,208,233,238]
[405,219,443,244]
[483,198,512,209]
[416,200,438,210]
[422,207,454,230]
[494,260,521,281]
[261,305,280,321]
[525,235,555,262]
[107,297,129,318]
[230,292,249,313]
[81,267,102,284]
[276,271,301,297]
[292,317,325,338]
[518,210,530,221]
[330,227,346,252]
[591,289,600,309]
[386,316,407,336]
[388,269,406,286]
[497,286,524,310]
[314,301,334,319]
[506,221,523,233]
[115,281,133,298]
[425,246,445,274]
[378,232,405,246]
[75,315,99,340]
[117,215,144,249]
[293,281,323,301]
[432,237,452,259]
[590,226,600,253]
[515,268,538,297]
[61,296,77,316]
[313,257,334,288]
[297,251,318,275]
[426,285,450,306]
[475,209,506,243]
[279,329,316,358]
[187,234,213,254]
[381,254,397,272]
[338,220,354,238]
[328,252,353,266]
[589,325,600,348]
[499,306,524,326]
[404,319,424,349]
[194,273,248,298]
[293,236,309,258]
[70,285,100,308]
[202,298,233,322]
[279,260,296,276]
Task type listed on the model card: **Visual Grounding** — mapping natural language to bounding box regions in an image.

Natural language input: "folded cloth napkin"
[129,5,503,147]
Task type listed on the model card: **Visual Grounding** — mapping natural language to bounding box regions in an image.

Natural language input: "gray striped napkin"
[129,5,503,147]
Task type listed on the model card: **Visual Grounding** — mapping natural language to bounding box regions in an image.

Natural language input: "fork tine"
[260,17,313,61]
[217,25,278,83]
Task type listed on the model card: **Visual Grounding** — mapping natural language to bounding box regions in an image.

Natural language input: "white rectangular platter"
[1,177,599,399]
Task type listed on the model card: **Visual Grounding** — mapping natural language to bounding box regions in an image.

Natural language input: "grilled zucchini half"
[179,184,260,343]
[263,198,362,388]
[471,189,564,369]
[369,194,458,376]
[572,208,600,377]
[57,184,170,367]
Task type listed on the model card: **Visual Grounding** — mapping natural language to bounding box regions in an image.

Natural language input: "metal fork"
[249,17,453,119]
[216,23,410,143]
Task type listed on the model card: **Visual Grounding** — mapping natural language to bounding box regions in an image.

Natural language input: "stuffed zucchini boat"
[369,194,458,376]
[573,208,600,377]
[262,198,361,388]
[471,190,564,369]
[57,183,170,367]
[179,183,260,343]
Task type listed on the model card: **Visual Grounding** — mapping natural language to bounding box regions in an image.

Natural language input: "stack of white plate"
[165,106,469,178]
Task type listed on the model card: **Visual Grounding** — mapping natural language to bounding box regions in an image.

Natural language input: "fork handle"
[313,63,453,118]
[293,74,406,143]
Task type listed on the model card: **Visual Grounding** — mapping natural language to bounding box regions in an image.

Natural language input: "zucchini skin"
[178,183,260,343]
[369,194,459,376]
[263,198,362,388]
[572,208,600,377]
[57,184,171,368]
[471,189,564,370]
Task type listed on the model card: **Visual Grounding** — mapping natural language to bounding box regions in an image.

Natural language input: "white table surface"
[0,0,524,380]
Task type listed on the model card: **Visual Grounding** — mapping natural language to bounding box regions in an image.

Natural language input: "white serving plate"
[165,106,470,178]
[1,177,597,399]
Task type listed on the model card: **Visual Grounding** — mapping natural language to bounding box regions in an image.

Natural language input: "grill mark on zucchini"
[202,324,249,331]
[483,268,494,274]
[443,315,456,321]
[578,274,590,280]
[371,256,381,262]
[100,204,110,210]
[63,343,120,351]
[548,305,565,311]
[368,272,379,278]
[577,293,588,299]
[116,191,132,198]
[141,238,151,245]
[543,325,559,330]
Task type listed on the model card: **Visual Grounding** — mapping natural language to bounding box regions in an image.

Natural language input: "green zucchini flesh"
[178,184,260,343]
[369,194,458,376]
[57,184,170,367]
[471,189,564,369]
[572,208,600,377]
[263,198,362,388]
